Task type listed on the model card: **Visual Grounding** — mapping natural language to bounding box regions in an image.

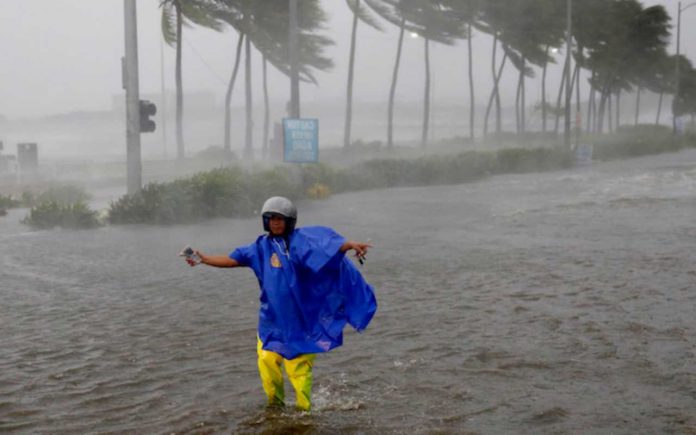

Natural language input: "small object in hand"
[358,238,371,265]
[179,246,201,265]
[357,253,366,265]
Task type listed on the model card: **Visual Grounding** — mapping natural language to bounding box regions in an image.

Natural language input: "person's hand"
[349,241,371,257]
[186,250,203,267]
[345,240,372,265]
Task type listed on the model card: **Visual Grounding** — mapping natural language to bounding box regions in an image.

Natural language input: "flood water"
[1,150,695,434]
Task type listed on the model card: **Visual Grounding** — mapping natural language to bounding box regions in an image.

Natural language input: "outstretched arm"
[190,251,240,268]
[340,240,372,258]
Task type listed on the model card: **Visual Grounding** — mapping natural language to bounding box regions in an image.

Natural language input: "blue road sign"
[283,118,319,163]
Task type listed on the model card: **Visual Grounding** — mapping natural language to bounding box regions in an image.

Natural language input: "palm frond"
[179,0,224,32]
[346,0,383,32]
[161,3,177,47]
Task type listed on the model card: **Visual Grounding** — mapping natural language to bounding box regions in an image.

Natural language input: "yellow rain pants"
[257,338,316,411]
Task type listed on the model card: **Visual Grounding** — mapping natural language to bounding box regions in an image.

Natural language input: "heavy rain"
[1,1,695,433]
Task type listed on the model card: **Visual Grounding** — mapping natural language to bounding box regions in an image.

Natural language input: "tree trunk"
[467,21,475,141]
[568,63,579,106]
[421,37,431,147]
[575,62,581,134]
[575,46,582,137]
[554,61,568,135]
[607,92,613,133]
[587,84,595,133]
[344,0,360,148]
[262,55,270,159]
[587,69,596,133]
[656,91,664,125]
[484,33,498,137]
[484,38,507,137]
[541,45,549,133]
[495,46,506,133]
[224,33,244,155]
[521,57,526,133]
[615,90,620,131]
[387,18,406,149]
[175,2,184,160]
[597,86,608,134]
[244,35,253,159]
[484,53,508,137]
[634,87,641,125]
[515,66,522,133]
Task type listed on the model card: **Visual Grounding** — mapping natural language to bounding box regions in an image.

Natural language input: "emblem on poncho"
[270,252,282,268]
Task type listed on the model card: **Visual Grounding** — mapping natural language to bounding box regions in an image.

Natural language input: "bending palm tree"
[160,0,223,160]
[344,0,383,148]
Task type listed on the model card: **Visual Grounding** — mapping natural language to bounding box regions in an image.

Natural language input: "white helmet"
[261,196,297,234]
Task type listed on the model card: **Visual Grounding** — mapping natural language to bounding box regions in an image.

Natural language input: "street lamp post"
[289,0,300,118]
[123,0,142,194]
[674,1,696,133]
[564,0,573,148]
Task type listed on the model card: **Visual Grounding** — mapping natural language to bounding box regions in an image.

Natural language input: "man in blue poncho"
[189,196,377,411]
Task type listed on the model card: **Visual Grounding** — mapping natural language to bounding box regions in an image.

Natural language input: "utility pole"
[123,0,141,194]
[160,36,168,159]
[675,1,682,134]
[673,1,696,133]
[564,0,573,148]
[289,0,300,118]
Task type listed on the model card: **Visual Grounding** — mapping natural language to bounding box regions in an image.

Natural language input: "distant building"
[17,143,39,173]
[0,154,19,184]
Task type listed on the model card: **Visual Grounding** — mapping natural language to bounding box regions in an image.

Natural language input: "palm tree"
[243,28,253,158]
[672,55,696,120]
[441,0,481,140]
[215,0,333,157]
[649,53,677,125]
[401,0,462,146]
[575,1,672,134]
[628,5,671,125]
[479,0,508,135]
[503,1,557,135]
[535,0,565,133]
[160,0,223,160]
[344,0,383,148]
[363,0,418,148]
[364,0,456,148]
[480,0,560,136]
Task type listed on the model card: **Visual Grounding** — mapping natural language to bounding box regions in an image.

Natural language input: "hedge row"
[17,125,696,229]
[107,147,574,225]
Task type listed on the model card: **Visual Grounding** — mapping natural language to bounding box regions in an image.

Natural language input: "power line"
[182,36,228,85]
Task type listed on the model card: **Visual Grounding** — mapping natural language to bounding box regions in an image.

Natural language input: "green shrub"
[5,185,91,209]
[103,142,641,227]
[108,166,301,225]
[243,166,301,212]
[593,125,682,160]
[0,194,21,209]
[495,147,574,173]
[37,185,91,206]
[108,181,191,225]
[299,163,337,191]
[22,200,101,229]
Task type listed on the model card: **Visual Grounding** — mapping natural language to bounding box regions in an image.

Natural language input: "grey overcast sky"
[0,0,693,120]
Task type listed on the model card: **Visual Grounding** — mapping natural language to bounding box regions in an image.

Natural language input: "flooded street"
[1,149,695,434]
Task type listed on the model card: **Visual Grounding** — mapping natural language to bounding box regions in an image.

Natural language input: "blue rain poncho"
[229,226,377,360]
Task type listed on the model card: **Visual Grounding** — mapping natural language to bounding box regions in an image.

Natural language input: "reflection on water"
[1,150,695,433]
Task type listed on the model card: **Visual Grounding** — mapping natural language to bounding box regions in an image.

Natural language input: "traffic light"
[139,100,157,133]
